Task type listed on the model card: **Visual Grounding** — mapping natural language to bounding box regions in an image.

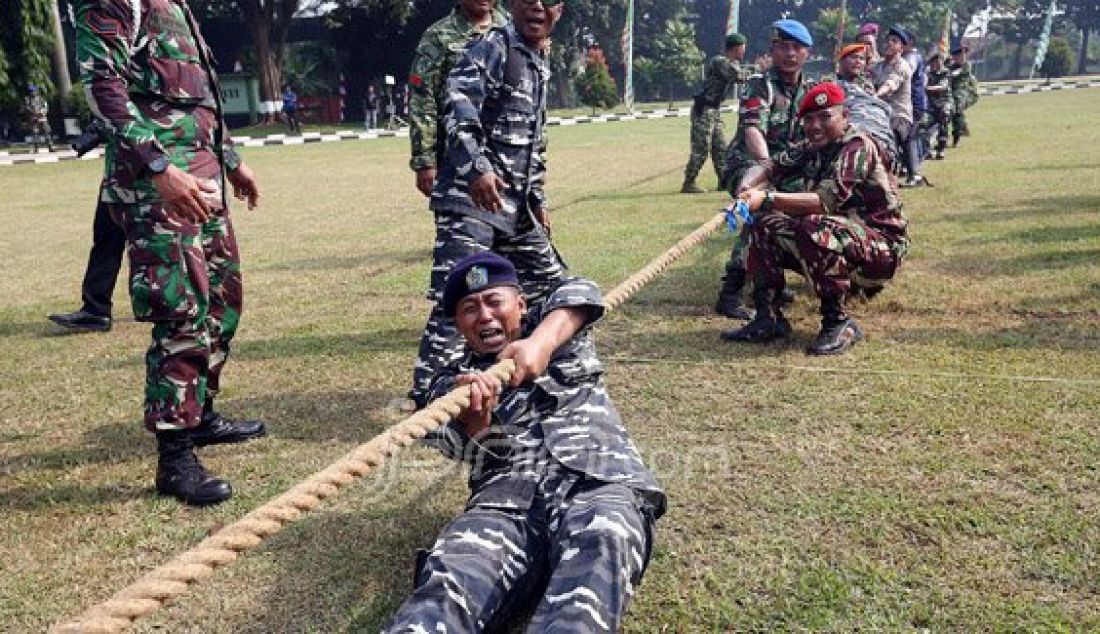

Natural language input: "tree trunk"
[1011,41,1025,78]
[48,0,71,108]
[1078,28,1091,75]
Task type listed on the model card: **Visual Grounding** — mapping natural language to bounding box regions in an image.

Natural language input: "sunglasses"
[517,0,562,7]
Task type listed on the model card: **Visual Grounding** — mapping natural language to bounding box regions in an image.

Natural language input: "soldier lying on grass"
[385,252,665,632]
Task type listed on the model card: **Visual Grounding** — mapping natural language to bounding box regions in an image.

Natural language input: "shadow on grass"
[235,327,421,361]
[940,194,1100,226]
[258,250,425,273]
[891,319,1100,352]
[936,246,1100,279]
[226,387,398,444]
[963,223,1100,246]
[237,476,458,633]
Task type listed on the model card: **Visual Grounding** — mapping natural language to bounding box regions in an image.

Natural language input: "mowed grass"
[1,89,1098,632]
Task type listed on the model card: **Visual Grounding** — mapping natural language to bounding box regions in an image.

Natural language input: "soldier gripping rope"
[722,82,909,356]
[715,19,815,320]
[75,0,267,506]
[386,252,665,632]
[680,33,751,194]
[409,0,567,409]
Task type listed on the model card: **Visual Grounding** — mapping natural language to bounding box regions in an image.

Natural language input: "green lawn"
[1,89,1098,632]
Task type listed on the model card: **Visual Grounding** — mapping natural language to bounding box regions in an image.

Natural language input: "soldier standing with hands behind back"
[75,0,267,506]
[680,33,751,194]
[408,0,508,197]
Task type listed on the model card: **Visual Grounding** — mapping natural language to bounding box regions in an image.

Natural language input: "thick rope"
[51,211,728,634]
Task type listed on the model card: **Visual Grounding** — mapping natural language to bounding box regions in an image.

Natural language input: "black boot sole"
[191,426,267,448]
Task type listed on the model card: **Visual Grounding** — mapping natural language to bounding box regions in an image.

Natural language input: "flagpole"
[1029,0,1058,79]
[727,0,739,34]
[622,0,634,112]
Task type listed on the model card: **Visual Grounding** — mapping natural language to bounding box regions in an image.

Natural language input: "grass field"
[2,89,1098,632]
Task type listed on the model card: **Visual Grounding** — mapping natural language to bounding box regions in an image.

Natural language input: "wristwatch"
[759,190,775,213]
[223,146,242,171]
[147,155,170,175]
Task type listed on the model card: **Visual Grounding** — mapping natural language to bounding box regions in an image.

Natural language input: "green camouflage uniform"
[720,68,814,282]
[683,55,750,186]
[722,67,814,193]
[949,60,975,141]
[76,0,245,432]
[24,93,52,151]
[408,4,508,172]
[925,67,953,155]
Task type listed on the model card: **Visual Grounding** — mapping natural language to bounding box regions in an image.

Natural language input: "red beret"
[798,82,845,118]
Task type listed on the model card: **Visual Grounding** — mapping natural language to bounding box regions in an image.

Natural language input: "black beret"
[442,252,521,317]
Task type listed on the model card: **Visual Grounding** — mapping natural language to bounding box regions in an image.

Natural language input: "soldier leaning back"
[680,32,751,194]
[408,0,508,197]
[386,252,665,632]
[76,0,266,506]
[409,0,567,408]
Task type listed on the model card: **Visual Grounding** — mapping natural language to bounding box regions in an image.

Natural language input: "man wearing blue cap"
[386,252,665,632]
[715,18,814,320]
[681,32,751,194]
[871,27,914,173]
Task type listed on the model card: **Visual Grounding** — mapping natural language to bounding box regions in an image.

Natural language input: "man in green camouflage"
[948,45,977,147]
[23,85,52,152]
[680,33,750,194]
[716,19,815,319]
[924,52,953,159]
[76,0,266,506]
[408,0,508,197]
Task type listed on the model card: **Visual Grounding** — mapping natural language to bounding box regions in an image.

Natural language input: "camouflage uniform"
[722,67,814,193]
[682,55,749,187]
[745,128,909,301]
[949,60,975,143]
[387,278,665,632]
[24,92,52,151]
[412,24,567,408]
[76,0,244,431]
[407,3,508,172]
[717,68,813,312]
[925,67,953,157]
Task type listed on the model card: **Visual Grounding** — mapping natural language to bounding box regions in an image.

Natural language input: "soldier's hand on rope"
[227,162,261,210]
[416,167,437,197]
[499,338,553,387]
[454,372,501,436]
[154,165,217,224]
[470,172,506,213]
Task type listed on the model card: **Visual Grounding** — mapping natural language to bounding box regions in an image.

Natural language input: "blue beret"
[442,252,521,317]
[888,25,913,46]
[773,19,812,47]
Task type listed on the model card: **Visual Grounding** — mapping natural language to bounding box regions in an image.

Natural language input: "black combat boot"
[155,431,232,506]
[714,264,754,319]
[807,296,863,356]
[721,284,791,342]
[190,399,267,447]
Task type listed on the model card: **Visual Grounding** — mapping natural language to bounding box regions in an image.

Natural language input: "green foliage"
[0,0,57,110]
[282,41,342,96]
[645,17,703,104]
[1039,36,1074,78]
[575,47,619,112]
[812,8,859,56]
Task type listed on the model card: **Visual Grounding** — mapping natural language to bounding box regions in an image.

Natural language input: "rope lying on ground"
[51,210,728,634]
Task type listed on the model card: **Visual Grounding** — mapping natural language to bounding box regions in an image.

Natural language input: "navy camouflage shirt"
[426,278,666,516]
[430,24,550,235]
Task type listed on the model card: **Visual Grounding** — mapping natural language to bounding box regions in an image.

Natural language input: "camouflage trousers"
[951,104,969,139]
[683,107,726,184]
[925,105,952,153]
[745,212,903,300]
[110,201,242,432]
[385,471,656,632]
[411,213,565,407]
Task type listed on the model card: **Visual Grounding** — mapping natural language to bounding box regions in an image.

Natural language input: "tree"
[240,0,302,123]
[642,17,703,106]
[0,0,56,112]
[1065,0,1100,73]
[991,0,1058,78]
[1039,35,1075,77]
[575,45,619,112]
